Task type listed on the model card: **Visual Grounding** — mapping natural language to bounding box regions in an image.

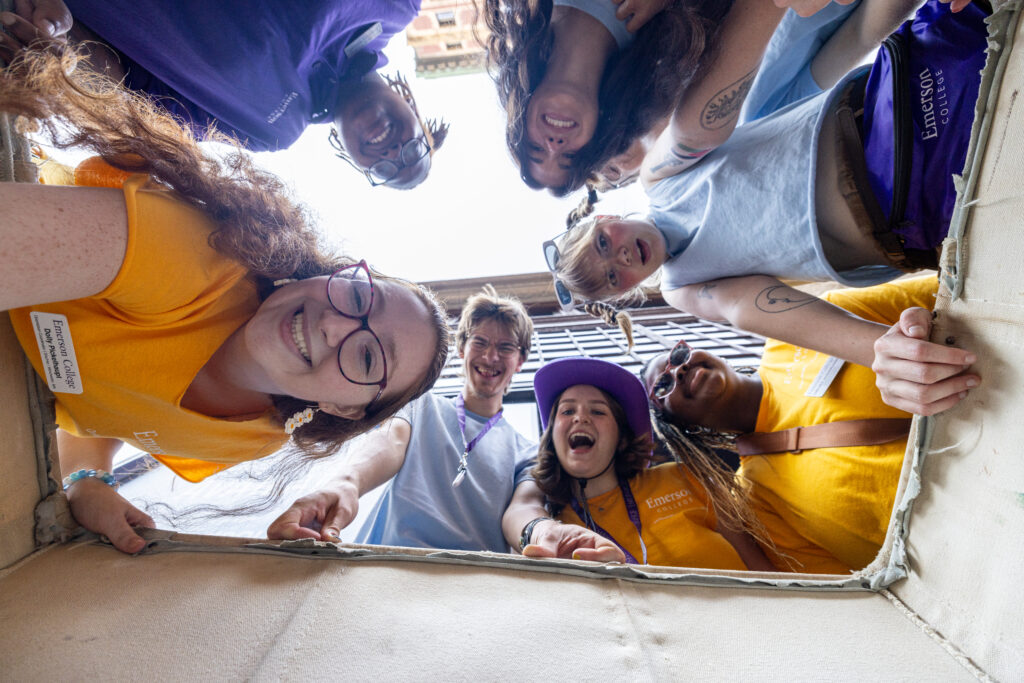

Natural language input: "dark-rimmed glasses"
[649,339,693,400]
[330,130,430,187]
[329,73,435,188]
[326,260,388,410]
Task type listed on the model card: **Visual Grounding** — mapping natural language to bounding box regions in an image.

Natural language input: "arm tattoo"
[701,70,756,131]
[648,142,711,174]
[672,141,711,159]
[754,285,818,313]
[649,156,682,174]
[698,284,716,299]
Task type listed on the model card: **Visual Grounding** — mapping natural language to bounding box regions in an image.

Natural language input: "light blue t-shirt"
[356,392,537,552]
[740,0,862,125]
[648,68,901,292]
[553,0,633,50]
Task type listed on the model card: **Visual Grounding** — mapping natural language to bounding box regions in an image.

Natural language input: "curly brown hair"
[531,386,653,516]
[483,0,732,196]
[1,45,450,461]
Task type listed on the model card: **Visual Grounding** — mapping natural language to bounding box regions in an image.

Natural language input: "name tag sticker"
[805,355,844,398]
[29,312,83,394]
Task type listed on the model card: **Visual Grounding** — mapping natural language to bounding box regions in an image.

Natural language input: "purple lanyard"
[451,394,503,487]
[570,476,648,565]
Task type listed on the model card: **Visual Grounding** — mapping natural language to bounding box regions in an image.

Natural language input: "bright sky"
[248,35,649,283]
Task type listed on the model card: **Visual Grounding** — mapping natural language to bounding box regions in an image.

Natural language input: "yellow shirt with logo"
[740,276,937,573]
[558,462,747,570]
[10,174,287,482]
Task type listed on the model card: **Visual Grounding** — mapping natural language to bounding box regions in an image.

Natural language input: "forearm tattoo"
[698,283,716,299]
[701,70,756,131]
[754,285,818,313]
[648,141,712,174]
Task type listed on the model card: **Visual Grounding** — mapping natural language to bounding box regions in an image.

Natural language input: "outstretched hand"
[872,307,980,416]
[65,478,155,554]
[612,0,671,33]
[0,0,71,62]
[939,0,974,12]
[266,483,360,542]
[521,519,626,563]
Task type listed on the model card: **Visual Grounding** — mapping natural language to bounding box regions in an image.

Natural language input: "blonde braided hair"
[582,301,634,350]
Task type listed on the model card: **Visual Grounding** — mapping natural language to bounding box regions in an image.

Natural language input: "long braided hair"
[582,301,634,349]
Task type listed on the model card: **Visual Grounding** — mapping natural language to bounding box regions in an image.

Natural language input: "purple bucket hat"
[534,357,651,438]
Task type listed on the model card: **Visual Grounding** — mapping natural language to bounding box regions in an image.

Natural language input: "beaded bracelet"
[62,468,118,491]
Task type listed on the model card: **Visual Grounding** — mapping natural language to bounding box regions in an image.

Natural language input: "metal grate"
[433,306,765,403]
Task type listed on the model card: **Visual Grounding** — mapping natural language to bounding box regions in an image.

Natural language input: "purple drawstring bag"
[861,0,989,253]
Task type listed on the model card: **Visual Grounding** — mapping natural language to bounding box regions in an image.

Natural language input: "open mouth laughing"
[291,310,312,364]
[543,113,576,129]
[568,432,595,450]
[367,120,392,145]
[473,364,502,379]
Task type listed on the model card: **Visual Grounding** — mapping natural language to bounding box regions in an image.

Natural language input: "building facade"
[406,0,489,78]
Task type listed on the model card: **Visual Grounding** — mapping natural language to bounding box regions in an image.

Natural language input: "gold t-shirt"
[741,276,938,572]
[559,462,747,570]
[11,174,286,482]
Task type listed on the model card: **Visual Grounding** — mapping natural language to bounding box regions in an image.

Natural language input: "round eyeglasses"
[468,335,521,358]
[329,130,431,188]
[366,137,430,186]
[649,339,693,400]
[326,260,388,410]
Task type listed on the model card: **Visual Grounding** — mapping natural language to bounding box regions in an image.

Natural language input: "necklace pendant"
[452,451,469,487]
[452,466,467,487]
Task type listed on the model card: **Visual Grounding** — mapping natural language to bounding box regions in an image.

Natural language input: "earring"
[285,407,318,435]
[273,278,298,287]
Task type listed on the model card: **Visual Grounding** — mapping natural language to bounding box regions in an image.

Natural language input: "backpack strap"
[735,418,912,456]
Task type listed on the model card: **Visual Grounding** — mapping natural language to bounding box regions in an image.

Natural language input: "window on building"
[436,10,456,27]
[446,41,463,51]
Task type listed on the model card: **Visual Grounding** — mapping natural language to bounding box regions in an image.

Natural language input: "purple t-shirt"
[66,0,420,150]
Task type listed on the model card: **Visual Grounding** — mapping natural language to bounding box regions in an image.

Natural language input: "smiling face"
[242,276,436,421]
[333,77,430,189]
[459,318,525,404]
[588,217,666,296]
[642,349,749,432]
[551,384,621,480]
[523,81,598,189]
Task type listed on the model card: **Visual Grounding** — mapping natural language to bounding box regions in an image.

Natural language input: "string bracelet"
[62,468,118,491]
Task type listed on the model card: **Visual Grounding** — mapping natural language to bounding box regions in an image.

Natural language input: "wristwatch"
[519,516,553,552]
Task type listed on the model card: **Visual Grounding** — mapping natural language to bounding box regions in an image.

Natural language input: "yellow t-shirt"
[558,462,747,570]
[10,175,287,482]
[740,275,938,573]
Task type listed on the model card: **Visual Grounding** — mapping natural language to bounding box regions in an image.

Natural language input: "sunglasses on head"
[541,236,574,312]
[649,339,693,400]
[541,215,619,313]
